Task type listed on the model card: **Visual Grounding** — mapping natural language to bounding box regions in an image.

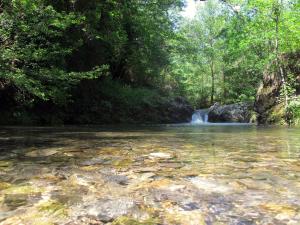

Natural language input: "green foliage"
[0,0,110,103]
[69,78,176,124]
[287,98,300,125]
[168,0,227,107]
[168,0,299,110]
[0,0,182,103]
[0,0,299,125]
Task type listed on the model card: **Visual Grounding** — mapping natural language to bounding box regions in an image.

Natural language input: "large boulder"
[208,102,253,123]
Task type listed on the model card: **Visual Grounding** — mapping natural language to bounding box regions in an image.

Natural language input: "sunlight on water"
[0,125,300,224]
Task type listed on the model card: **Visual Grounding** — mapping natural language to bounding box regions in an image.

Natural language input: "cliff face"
[255,52,300,125]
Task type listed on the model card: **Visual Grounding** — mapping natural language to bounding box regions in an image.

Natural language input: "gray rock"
[208,102,253,123]
[4,194,28,209]
[102,174,129,185]
[86,198,137,222]
[79,158,106,166]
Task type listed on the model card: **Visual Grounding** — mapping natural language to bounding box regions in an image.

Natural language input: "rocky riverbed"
[0,125,300,224]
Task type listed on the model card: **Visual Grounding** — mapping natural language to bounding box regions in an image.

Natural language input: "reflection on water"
[0,125,300,224]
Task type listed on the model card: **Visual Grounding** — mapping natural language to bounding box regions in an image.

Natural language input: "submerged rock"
[86,198,138,222]
[4,194,28,209]
[165,208,206,225]
[0,161,13,168]
[79,158,106,166]
[149,152,173,159]
[102,174,129,185]
[189,177,232,193]
[25,148,59,157]
[208,102,254,123]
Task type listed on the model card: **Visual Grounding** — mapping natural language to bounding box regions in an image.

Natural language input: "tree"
[168,0,226,106]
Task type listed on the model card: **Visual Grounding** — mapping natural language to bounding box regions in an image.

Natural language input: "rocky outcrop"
[254,52,300,124]
[208,102,254,123]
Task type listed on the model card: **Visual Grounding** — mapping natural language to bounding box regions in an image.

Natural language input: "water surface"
[0,125,300,224]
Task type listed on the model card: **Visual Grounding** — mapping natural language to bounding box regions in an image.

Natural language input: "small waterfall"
[191,109,209,124]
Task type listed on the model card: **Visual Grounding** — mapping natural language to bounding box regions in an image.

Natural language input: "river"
[0,125,300,224]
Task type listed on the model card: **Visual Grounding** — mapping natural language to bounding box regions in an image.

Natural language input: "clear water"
[0,125,300,224]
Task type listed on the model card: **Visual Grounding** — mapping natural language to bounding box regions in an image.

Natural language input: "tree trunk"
[210,60,215,104]
[222,67,226,103]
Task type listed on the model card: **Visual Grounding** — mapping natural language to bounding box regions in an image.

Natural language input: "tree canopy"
[0,0,299,124]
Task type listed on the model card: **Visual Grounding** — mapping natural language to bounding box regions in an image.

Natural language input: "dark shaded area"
[0,79,193,125]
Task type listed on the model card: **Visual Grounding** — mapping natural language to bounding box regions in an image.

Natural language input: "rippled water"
[0,125,300,225]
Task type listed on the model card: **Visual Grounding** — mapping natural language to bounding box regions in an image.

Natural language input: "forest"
[1,1,300,224]
[0,0,299,125]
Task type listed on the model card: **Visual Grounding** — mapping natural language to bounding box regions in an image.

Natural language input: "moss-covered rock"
[0,181,11,190]
[4,194,28,209]
[38,200,68,217]
[3,184,43,195]
[112,216,160,225]
[255,52,300,125]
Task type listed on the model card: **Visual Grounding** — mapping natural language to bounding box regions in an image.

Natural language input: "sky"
[181,0,204,19]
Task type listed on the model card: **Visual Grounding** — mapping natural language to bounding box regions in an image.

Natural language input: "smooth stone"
[134,167,159,173]
[139,173,156,181]
[25,149,58,157]
[180,202,200,211]
[79,158,106,166]
[0,161,13,168]
[4,194,28,209]
[86,198,137,222]
[189,177,231,193]
[165,209,206,225]
[0,182,11,190]
[149,152,173,159]
[236,220,255,225]
[167,184,186,191]
[159,163,183,169]
[102,174,129,185]
[238,179,272,190]
[0,211,15,222]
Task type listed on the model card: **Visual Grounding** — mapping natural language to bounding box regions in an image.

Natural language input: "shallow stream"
[0,125,300,224]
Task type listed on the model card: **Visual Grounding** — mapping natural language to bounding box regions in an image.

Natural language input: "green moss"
[0,160,13,168]
[0,181,11,190]
[3,185,43,195]
[112,158,133,169]
[249,111,257,123]
[112,216,161,225]
[266,103,286,125]
[4,194,28,209]
[38,200,68,217]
